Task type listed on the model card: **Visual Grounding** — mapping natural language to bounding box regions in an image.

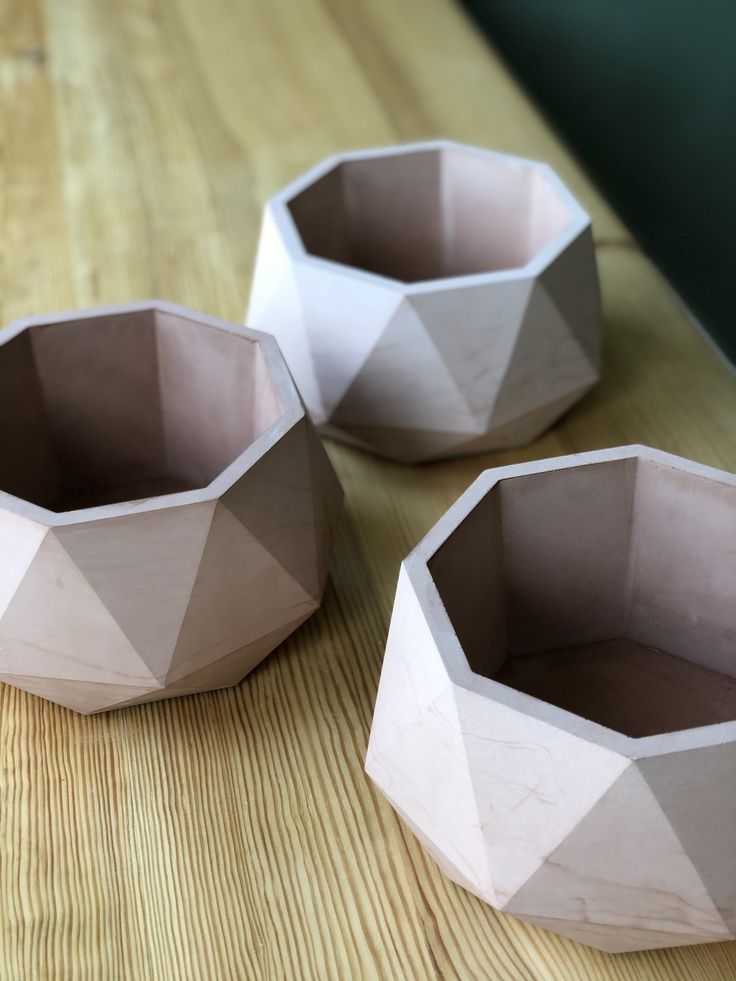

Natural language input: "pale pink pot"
[0,301,343,713]
[248,140,601,464]
[366,446,736,952]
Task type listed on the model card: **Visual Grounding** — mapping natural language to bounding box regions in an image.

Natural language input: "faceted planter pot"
[366,446,736,952]
[0,302,343,714]
[247,140,601,464]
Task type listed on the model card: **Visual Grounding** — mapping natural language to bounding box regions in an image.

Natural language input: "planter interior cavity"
[288,146,573,283]
[428,455,736,738]
[0,308,282,512]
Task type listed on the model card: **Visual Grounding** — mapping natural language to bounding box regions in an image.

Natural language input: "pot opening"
[0,309,282,512]
[429,457,736,738]
[288,147,573,283]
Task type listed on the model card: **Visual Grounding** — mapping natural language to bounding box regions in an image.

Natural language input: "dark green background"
[463,0,736,362]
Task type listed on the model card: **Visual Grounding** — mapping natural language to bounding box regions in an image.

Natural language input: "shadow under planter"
[367,446,736,952]
[0,302,343,714]
[248,140,601,464]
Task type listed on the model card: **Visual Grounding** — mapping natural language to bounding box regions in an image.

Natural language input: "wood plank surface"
[1,0,735,977]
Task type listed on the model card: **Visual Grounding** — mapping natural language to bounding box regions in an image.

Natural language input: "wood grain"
[0,0,735,977]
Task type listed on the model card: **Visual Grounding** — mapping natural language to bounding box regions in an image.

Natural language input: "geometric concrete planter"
[247,140,601,464]
[366,446,736,952]
[0,302,343,714]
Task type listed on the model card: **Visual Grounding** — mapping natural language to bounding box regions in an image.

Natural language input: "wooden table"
[1,1,735,978]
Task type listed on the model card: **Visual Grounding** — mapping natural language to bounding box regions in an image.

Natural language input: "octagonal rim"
[269,139,592,294]
[403,444,736,760]
[0,300,306,527]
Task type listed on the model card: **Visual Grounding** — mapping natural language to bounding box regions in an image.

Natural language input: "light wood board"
[1,0,735,977]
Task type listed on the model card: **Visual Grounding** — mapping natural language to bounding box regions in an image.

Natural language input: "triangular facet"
[107,616,313,710]
[639,744,736,932]
[305,423,343,598]
[168,613,312,695]
[167,502,318,683]
[246,206,295,325]
[247,211,325,422]
[56,502,216,681]
[0,510,48,619]
[366,568,493,901]
[221,419,323,600]
[537,228,601,367]
[489,282,597,433]
[514,912,721,954]
[484,386,591,450]
[0,673,161,714]
[454,684,628,905]
[409,278,532,421]
[0,532,158,686]
[293,261,403,419]
[320,421,482,465]
[504,764,731,942]
[331,298,478,435]
[389,796,488,905]
[336,388,590,462]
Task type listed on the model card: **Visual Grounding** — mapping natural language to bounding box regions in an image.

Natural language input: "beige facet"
[365,568,494,903]
[247,141,601,463]
[366,446,736,952]
[0,301,343,714]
